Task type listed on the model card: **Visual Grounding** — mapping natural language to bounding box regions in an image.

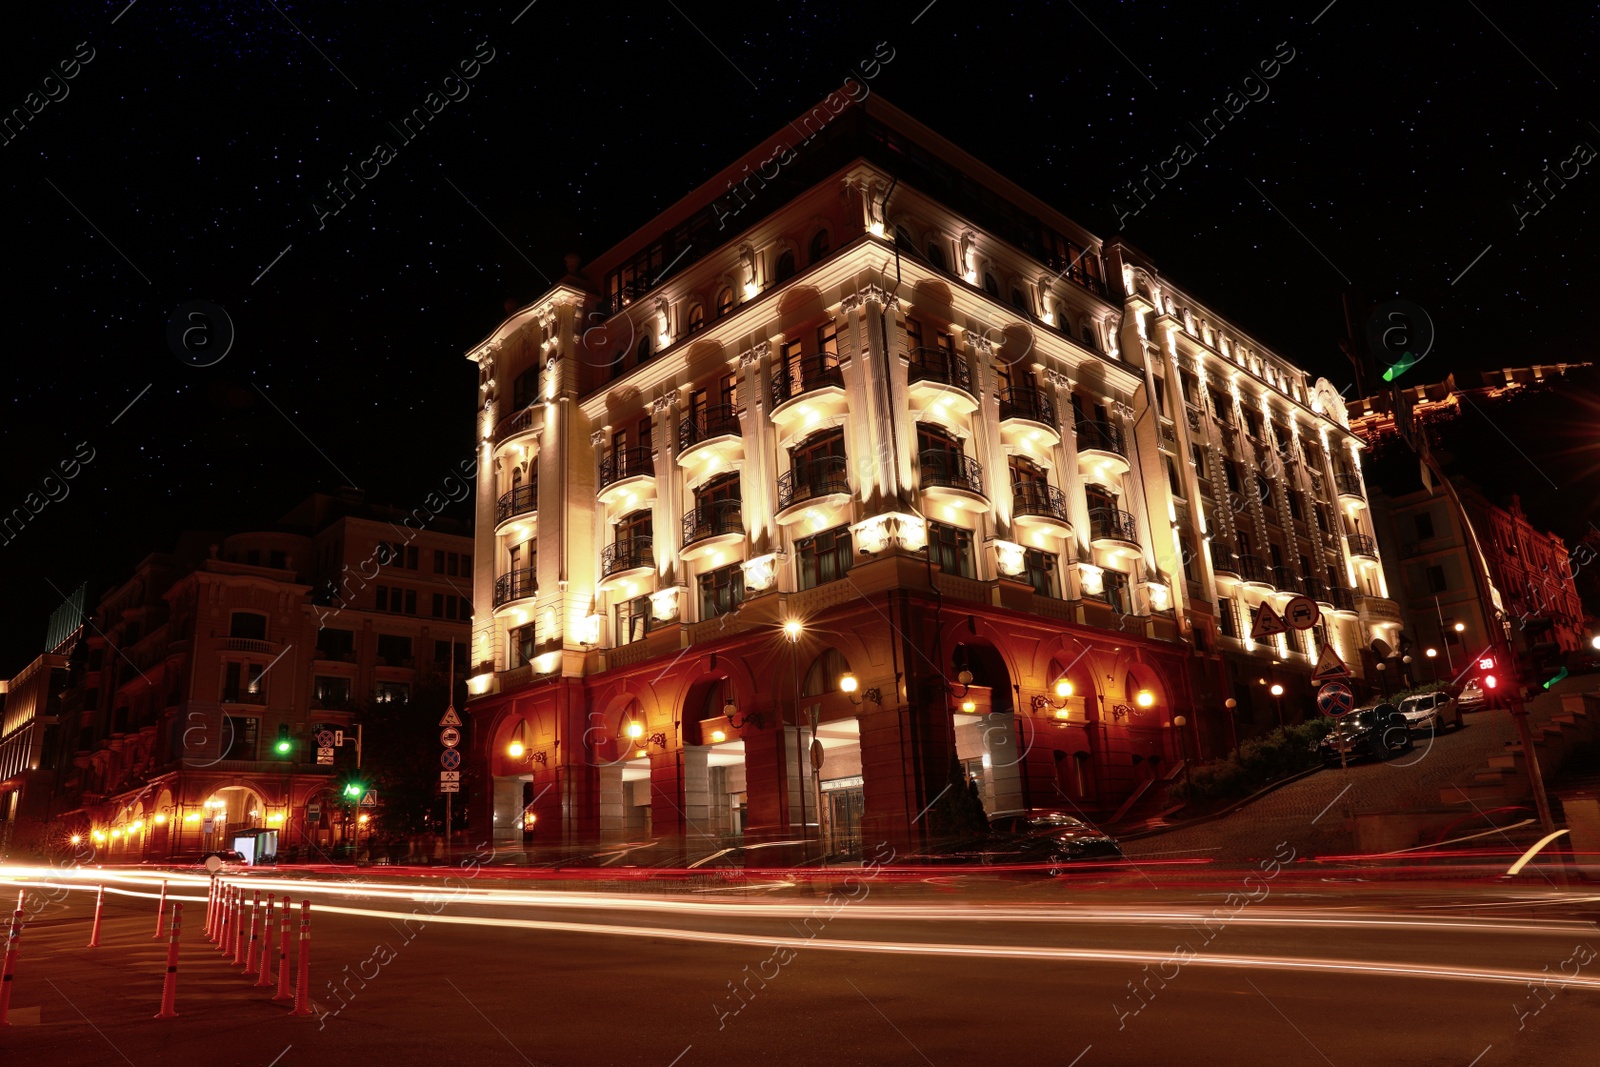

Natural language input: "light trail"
[5,867,1596,939]
[10,874,1598,993]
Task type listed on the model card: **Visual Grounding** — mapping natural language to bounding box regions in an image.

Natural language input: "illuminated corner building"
[0,587,83,835]
[38,492,471,859]
[464,95,1394,854]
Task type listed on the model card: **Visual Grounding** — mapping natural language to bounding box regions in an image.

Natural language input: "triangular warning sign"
[1250,600,1289,640]
[1311,644,1352,682]
[439,706,462,727]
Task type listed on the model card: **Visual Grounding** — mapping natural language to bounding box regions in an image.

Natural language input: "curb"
[1116,763,1325,842]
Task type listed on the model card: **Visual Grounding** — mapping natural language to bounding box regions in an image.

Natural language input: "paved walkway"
[1123,676,1597,862]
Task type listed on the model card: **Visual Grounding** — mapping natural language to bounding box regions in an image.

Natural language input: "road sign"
[307,802,321,821]
[439,782,460,794]
[441,771,461,782]
[440,726,461,749]
[316,746,335,765]
[1311,644,1352,682]
[202,818,214,833]
[1317,681,1356,717]
[439,706,462,727]
[334,729,345,747]
[359,790,378,808]
[1251,601,1289,640]
[315,729,335,747]
[441,748,462,770]
[1284,595,1320,630]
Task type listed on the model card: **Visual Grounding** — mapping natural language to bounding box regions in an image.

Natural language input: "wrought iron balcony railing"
[1329,586,1356,612]
[998,385,1054,426]
[601,537,654,577]
[919,450,984,496]
[1271,566,1302,593]
[1075,419,1125,457]
[777,456,850,510]
[599,447,654,489]
[906,347,972,394]
[1210,542,1239,574]
[1348,533,1378,558]
[682,500,744,548]
[1234,554,1269,584]
[679,404,742,448]
[493,567,537,606]
[1088,507,1138,544]
[1335,472,1365,498]
[771,354,844,406]
[1012,481,1068,521]
[496,482,537,524]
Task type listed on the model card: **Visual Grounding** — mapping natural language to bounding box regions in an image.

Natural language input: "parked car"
[912,810,1122,874]
[199,849,246,870]
[1458,680,1486,710]
[1397,690,1462,732]
[1315,704,1414,766]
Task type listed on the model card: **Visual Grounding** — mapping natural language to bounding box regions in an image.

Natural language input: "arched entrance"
[951,640,1018,816]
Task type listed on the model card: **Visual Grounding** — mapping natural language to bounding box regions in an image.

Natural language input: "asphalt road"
[3,867,1597,1066]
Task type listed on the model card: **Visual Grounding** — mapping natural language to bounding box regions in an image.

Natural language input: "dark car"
[917,811,1122,874]
[1316,704,1414,765]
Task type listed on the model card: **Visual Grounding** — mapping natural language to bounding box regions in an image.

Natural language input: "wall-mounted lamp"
[839,673,881,706]
[723,697,768,731]
[1031,678,1074,719]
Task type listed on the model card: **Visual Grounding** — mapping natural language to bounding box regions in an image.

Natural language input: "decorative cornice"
[590,429,606,447]
[843,284,900,313]
[1042,368,1074,390]
[650,393,679,414]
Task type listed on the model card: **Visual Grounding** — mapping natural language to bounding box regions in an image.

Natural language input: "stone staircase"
[1440,691,1600,805]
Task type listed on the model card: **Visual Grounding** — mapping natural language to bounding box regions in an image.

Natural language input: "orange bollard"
[244,891,262,975]
[86,885,105,948]
[254,896,276,989]
[153,880,168,939]
[271,898,293,1002]
[154,903,183,1019]
[222,886,237,954]
[232,888,248,965]
[216,885,229,950]
[0,909,22,1028]
[288,900,311,1016]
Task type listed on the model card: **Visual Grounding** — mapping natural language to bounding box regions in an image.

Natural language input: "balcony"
[906,347,977,414]
[1304,577,1332,604]
[598,446,656,508]
[493,405,535,447]
[222,638,276,654]
[1158,419,1178,450]
[771,354,846,417]
[998,386,1055,433]
[493,567,537,610]
[220,687,267,706]
[919,450,987,511]
[776,457,851,524]
[681,500,744,560]
[1270,566,1302,594]
[1088,507,1140,555]
[678,404,744,467]
[1011,482,1072,536]
[1235,554,1271,586]
[1210,542,1240,577]
[1335,472,1367,507]
[1074,419,1130,477]
[495,481,537,528]
[1348,533,1379,559]
[1329,586,1357,613]
[601,536,654,580]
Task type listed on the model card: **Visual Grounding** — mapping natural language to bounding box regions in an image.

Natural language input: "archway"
[950,639,1017,816]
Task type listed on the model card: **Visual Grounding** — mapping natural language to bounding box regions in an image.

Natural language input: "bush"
[1169,718,1332,807]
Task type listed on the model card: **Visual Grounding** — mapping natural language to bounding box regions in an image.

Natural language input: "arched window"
[774,249,797,282]
[1081,323,1097,350]
[715,286,734,317]
[927,240,947,272]
[895,225,916,252]
[809,230,830,263]
[700,679,732,720]
[983,272,1000,298]
[802,648,850,696]
[1010,287,1030,315]
[686,303,706,334]
[635,336,652,365]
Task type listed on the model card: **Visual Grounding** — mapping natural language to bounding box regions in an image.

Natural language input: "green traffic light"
[344,783,363,798]
[276,739,292,754]
[1381,351,1420,382]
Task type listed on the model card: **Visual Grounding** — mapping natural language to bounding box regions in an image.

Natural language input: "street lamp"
[1425,647,1439,684]
[1172,714,1193,805]
[1591,635,1600,651]
[1269,684,1285,733]
[839,673,881,706]
[1375,660,1389,700]
[1032,678,1074,720]
[1225,697,1240,760]
[782,617,813,851]
[1402,653,1414,688]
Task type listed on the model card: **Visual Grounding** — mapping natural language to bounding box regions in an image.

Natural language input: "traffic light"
[343,781,364,800]
[1484,674,1498,690]
[275,724,292,756]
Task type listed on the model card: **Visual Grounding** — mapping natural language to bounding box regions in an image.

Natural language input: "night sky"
[3,1,1596,673]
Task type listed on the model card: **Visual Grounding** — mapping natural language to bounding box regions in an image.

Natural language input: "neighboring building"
[1462,488,1588,673]
[462,95,1400,854]
[0,587,83,837]
[43,491,471,858]
[1347,363,1591,444]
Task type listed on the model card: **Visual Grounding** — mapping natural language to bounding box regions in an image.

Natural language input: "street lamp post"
[1269,685,1285,735]
[1172,714,1193,807]
[1375,661,1389,701]
[783,619,810,853]
[1225,698,1240,761]
[1402,654,1414,689]
[1425,648,1439,685]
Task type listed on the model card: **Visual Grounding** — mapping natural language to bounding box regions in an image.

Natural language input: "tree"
[360,671,465,838]
[925,754,987,839]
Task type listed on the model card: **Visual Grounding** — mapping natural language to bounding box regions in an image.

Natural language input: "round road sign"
[1317,681,1356,717]
[440,748,462,770]
[440,726,461,748]
[316,729,335,747]
[1284,595,1321,630]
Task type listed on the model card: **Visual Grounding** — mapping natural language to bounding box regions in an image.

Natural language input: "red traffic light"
[1484,674,1498,689]
[1477,656,1495,671]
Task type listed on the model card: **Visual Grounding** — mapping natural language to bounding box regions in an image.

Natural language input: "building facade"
[32,492,471,859]
[463,96,1399,854]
